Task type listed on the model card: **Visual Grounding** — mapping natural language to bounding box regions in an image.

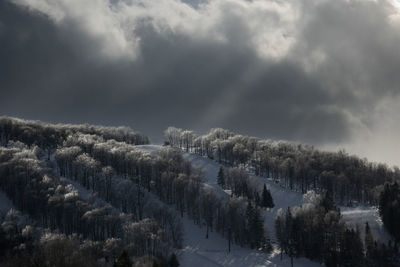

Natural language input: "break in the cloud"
[1,0,400,165]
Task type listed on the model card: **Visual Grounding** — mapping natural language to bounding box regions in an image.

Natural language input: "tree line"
[379,182,400,246]
[217,166,274,209]
[0,116,149,159]
[275,192,400,266]
[60,132,272,251]
[165,127,400,205]
[0,208,179,267]
[0,117,275,266]
[165,126,400,264]
[0,144,176,266]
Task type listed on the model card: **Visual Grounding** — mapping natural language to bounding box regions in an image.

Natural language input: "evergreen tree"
[340,229,364,267]
[217,167,225,188]
[246,202,266,249]
[114,250,132,267]
[379,182,400,243]
[320,190,335,212]
[255,191,261,207]
[168,253,180,267]
[365,222,374,258]
[284,207,295,267]
[261,184,274,208]
[246,202,255,229]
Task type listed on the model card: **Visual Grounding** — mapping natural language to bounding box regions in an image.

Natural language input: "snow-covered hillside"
[137,145,320,266]
[179,215,320,267]
[137,145,393,267]
[182,148,392,243]
[340,206,392,243]
[180,151,305,242]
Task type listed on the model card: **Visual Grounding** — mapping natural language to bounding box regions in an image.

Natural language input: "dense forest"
[165,127,400,204]
[1,117,399,266]
[165,126,400,266]
[0,117,272,266]
[275,192,399,266]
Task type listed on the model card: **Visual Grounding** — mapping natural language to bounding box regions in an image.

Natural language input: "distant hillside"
[165,126,400,205]
[0,116,272,266]
[0,117,398,267]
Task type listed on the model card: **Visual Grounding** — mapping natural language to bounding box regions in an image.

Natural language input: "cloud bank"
[1,0,400,165]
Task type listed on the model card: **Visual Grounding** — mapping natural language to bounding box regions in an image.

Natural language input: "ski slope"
[340,206,392,243]
[137,145,321,266]
[179,215,320,267]
[1,144,390,266]
[180,148,392,245]
[136,145,395,266]
[180,151,306,242]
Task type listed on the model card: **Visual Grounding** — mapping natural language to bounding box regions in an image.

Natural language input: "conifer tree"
[261,184,274,208]
[168,253,180,267]
[217,166,225,188]
[379,182,400,243]
[321,190,335,212]
[365,222,374,253]
[251,207,266,249]
[114,250,132,267]
[246,202,267,250]
[255,191,261,207]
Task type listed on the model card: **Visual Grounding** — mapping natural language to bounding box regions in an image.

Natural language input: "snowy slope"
[179,147,392,245]
[179,215,320,267]
[134,144,163,156]
[182,152,231,200]
[180,151,305,242]
[137,145,396,266]
[340,205,392,243]
[136,145,321,266]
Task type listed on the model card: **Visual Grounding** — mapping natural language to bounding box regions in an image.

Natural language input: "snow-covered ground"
[181,148,393,245]
[1,144,390,266]
[179,215,320,267]
[136,145,321,266]
[180,151,305,242]
[340,205,392,243]
[134,144,163,156]
[136,145,396,266]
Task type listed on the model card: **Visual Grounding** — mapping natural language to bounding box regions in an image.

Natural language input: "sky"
[1,0,400,166]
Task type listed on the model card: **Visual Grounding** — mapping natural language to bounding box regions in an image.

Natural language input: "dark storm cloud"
[1,0,400,155]
[219,62,355,143]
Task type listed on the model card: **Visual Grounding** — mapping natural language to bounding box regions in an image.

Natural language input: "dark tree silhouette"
[217,166,225,188]
[261,184,274,208]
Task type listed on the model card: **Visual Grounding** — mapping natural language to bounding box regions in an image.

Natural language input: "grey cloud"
[1,0,400,162]
[294,1,400,108]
